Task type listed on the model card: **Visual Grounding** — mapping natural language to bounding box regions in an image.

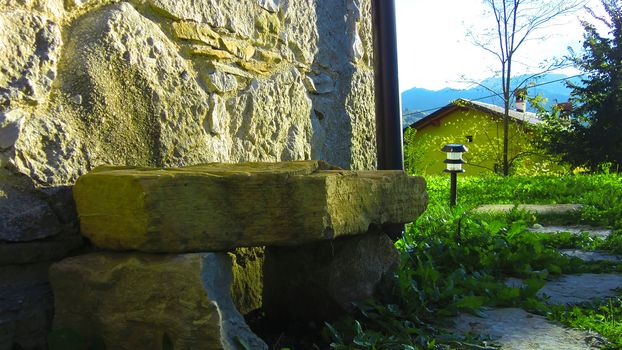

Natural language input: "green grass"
[325,173,622,349]
[549,298,622,348]
[429,173,622,227]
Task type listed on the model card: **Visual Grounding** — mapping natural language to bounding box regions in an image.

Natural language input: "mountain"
[401,73,581,126]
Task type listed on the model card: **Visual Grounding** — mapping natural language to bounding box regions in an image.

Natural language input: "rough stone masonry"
[0,0,378,348]
[49,161,427,349]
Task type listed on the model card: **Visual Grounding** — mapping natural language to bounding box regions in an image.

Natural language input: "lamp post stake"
[441,143,468,207]
[450,172,457,207]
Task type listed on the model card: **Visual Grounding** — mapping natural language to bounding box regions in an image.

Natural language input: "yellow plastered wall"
[410,108,544,175]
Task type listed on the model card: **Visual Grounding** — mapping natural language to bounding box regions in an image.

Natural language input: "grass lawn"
[325,173,622,349]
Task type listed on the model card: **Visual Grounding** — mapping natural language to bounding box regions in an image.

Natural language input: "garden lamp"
[441,144,468,206]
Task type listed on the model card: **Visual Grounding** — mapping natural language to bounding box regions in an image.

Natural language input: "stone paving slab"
[559,249,622,262]
[473,204,582,215]
[507,274,622,305]
[539,274,622,305]
[452,308,603,350]
[527,225,613,239]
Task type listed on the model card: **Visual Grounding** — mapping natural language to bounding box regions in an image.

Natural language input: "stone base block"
[0,263,54,350]
[263,231,399,321]
[49,252,267,350]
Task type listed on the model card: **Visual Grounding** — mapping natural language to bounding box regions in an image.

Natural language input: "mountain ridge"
[401,73,581,126]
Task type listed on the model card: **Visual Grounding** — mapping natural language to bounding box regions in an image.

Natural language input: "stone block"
[172,20,220,46]
[210,61,254,78]
[262,231,399,321]
[257,0,280,13]
[205,71,238,93]
[0,233,83,266]
[218,37,255,60]
[190,46,234,60]
[49,252,267,350]
[0,10,61,107]
[229,247,264,315]
[0,263,54,350]
[73,161,427,252]
[0,170,61,242]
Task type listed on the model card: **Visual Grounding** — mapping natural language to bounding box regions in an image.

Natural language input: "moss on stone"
[229,247,264,315]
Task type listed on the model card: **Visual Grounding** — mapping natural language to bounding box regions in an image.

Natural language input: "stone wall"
[0,0,376,348]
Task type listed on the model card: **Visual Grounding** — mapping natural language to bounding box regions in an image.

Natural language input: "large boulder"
[6,0,378,187]
[263,231,400,321]
[72,161,427,252]
[0,9,61,108]
[49,252,267,350]
[14,2,227,185]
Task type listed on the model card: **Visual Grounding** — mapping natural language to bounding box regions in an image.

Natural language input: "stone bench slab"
[73,161,427,252]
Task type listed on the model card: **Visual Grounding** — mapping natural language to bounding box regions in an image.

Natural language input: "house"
[405,98,553,175]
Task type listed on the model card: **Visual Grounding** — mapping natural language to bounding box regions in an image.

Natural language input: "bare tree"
[468,0,586,175]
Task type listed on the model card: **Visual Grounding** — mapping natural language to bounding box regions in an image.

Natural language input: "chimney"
[555,101,573,120]
[514,88,527,112]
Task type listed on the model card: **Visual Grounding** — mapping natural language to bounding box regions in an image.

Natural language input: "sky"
[395,0,607,92]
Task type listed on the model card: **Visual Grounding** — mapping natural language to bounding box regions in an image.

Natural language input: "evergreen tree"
[544,0,622,171]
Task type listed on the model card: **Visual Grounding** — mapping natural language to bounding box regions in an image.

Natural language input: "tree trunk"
[503,58,512,176]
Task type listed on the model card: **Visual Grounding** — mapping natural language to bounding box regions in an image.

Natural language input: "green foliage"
[325,205,615,348]
[540,0,622,170]
[426,173,622,228]
[326,173,622,348]
[403,127,426,176]
[549,298,622,348]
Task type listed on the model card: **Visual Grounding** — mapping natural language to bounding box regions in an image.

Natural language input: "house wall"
[409,109,549,176]
[0,1,377,348]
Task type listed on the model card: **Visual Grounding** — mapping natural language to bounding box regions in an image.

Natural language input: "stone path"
[473,204,583,215]
[452,222,622,349]
[560,249,622,262]
[528,225,613,239]
[506,274,622,305]
[539,274,622,305]
[453,308,604,350]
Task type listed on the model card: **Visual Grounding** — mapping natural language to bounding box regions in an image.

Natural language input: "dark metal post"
[450,172,457,207]
[371,0,403,171]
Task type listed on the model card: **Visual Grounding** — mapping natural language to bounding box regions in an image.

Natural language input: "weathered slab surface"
[49,252,267,350]
[73,161,427,252]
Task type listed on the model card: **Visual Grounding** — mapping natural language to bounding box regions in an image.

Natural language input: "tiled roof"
[464,99,542,124]
[407,98,542,130]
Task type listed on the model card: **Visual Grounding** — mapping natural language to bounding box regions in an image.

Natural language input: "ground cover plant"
[325,172,622,349]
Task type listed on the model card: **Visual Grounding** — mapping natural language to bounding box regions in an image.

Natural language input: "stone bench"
[50,161,428,349]
[73,160,426,252]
